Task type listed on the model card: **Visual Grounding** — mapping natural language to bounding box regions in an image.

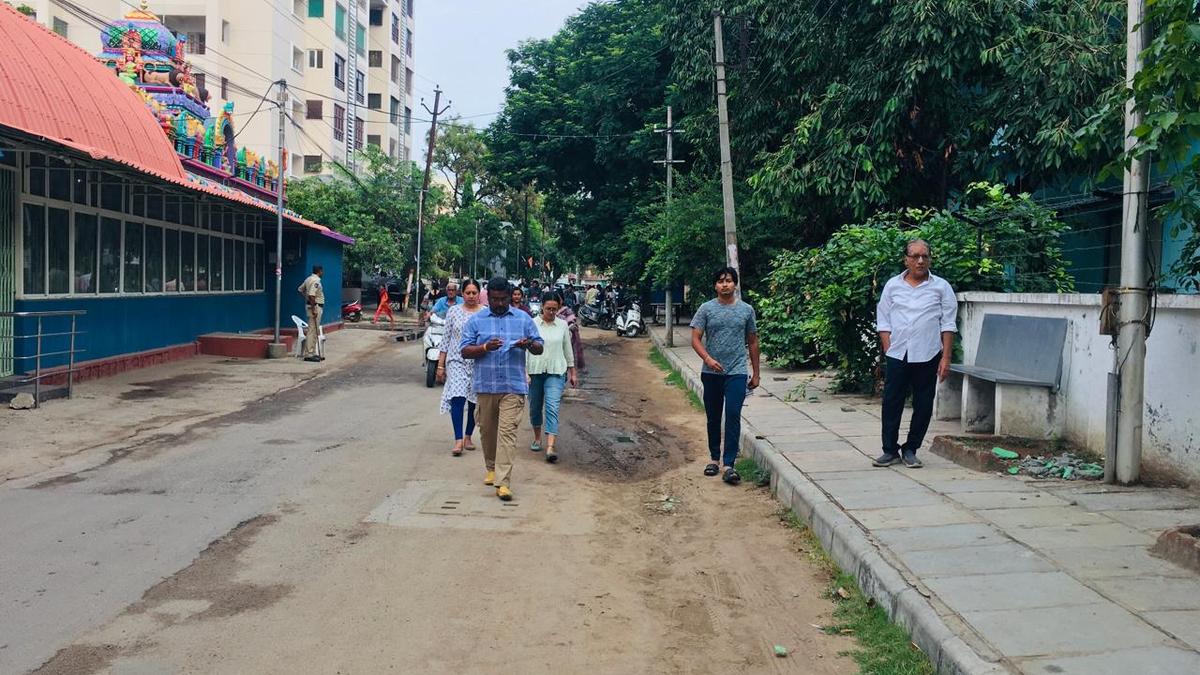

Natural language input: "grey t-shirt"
[690,299,757,376]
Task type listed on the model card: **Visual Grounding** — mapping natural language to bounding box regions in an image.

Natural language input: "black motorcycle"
[578,299,615,330]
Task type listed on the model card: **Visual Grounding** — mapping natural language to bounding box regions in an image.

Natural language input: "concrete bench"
[936,313,1068,438]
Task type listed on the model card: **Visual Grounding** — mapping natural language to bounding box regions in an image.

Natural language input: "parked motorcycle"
[578,299,614,330]
[423,314,445,387]
[614,300,645,338]
[341,300,363,323]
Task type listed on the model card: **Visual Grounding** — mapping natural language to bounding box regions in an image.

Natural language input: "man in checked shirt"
[461,277,545,501]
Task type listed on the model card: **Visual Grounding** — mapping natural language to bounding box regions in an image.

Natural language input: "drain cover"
[416,490,527,519]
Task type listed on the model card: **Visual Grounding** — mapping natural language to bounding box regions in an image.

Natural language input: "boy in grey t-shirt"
[689,266,761,484]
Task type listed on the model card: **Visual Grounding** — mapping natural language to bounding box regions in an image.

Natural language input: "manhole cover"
[416,489,528,519]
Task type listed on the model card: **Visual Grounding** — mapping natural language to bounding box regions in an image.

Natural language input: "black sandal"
[722,468,741,485]
[704,463,720,476]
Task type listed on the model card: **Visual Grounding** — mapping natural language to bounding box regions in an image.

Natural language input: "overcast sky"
[412,0,590,156]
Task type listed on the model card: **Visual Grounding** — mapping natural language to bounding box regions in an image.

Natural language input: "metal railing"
[0,310,86,408]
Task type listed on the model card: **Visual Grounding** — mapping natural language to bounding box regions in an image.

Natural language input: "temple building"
[0,2,351,386]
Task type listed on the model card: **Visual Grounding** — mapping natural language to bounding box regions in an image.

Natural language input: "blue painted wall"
[12,231,346,372]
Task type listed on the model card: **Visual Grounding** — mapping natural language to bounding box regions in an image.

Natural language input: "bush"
[756,183,1074,392]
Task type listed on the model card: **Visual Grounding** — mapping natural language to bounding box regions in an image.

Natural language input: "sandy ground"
[0,329,391,485]
[17,328,855,675]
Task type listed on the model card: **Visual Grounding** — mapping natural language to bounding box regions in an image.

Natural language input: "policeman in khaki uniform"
[298,265,325,362]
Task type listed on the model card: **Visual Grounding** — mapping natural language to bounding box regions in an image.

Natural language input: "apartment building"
[24,0,415,177]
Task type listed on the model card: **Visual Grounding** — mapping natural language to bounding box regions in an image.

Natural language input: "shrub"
[756,183,1074,392]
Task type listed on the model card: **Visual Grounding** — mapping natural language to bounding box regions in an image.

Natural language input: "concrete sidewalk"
[650,327,1200,675]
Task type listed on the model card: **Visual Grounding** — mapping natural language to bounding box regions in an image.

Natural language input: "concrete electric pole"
[269,79,287,356]
[414,87,450,315]
[1115,0,1151,484]
[712,10,740,275]
[655,106,684,346]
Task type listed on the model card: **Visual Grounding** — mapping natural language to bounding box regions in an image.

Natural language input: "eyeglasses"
[906,254,931,261]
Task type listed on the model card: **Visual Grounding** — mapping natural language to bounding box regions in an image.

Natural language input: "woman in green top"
[526,292,578,462]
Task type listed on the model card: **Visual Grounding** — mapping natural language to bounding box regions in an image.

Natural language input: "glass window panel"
[181,198,195,227]
[130,188,144,216]
[234,239,245,290]
[165,228,180,291]
[123,221,142,293]
[100,174,123,211]
[47,158,71,201]
[47,207,70,294]
[73,169,89,205]
[88,171,100,207]
[181,231,195,292]
[74,213,97,293]
[144,224,163,292]
[146,190,163,220]
[164,195,180,223]
[210,237,223,291]
[195,234,209,291]
[223,235,234,291]
[22,203,45,294]
[27,153,45,197]
[99,217,121,293]
[250,241,258,290]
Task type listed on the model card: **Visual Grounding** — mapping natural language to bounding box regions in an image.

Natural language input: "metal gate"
[0,169,14,377]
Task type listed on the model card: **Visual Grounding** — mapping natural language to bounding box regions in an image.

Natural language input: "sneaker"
[484,470,495,486]
[496,485,513,501]
[901,451,923,469]
[303,356,321,362]
[872,453,900,467]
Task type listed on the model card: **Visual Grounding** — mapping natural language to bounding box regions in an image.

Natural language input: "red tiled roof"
[0,3,188,182]
[0,5,351,244]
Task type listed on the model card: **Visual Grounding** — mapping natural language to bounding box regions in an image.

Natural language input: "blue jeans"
[701,373,748,466]
[449,397,476,440]
[528,373,567,436]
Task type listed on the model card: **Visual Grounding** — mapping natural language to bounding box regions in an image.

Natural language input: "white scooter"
[424,313,445,387]
[614,300,645,338]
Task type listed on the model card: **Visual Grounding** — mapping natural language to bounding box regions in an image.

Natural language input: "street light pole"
[271,79,287,352]
[655,106,683,346]
[473,218,479,279]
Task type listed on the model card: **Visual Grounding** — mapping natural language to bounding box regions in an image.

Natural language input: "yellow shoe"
[484,471,495,486]
[496,485,513,501]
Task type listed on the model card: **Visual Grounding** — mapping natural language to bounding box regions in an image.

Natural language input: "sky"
[412,0,591,157]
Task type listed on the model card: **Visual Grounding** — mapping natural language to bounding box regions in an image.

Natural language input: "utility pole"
[1114,0,1150,485]
[473,217,480,280]
[713,10,740,274]
[655,106,684,346]
[270,79,287,353]
[414,87,450,316]
[523,190,530,281]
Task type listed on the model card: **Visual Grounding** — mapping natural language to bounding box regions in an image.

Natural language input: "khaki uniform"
[298,273,324,357]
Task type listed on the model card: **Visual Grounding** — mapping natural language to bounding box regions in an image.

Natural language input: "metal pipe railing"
[0,310,87,408]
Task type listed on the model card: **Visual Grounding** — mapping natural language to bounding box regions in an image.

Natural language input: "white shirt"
[875,271,957,363]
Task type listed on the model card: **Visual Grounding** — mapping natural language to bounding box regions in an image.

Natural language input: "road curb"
[650,333,1009,675]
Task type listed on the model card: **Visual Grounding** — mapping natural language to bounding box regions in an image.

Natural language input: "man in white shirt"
[874,239,957,468]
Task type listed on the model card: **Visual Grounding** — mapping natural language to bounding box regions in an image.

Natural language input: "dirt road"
[12,328,854,674]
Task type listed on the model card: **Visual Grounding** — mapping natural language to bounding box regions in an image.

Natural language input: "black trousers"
[881,352,940,457]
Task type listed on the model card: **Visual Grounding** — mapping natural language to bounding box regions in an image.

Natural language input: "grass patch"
[778,509,934,675]
[734,456,771,487]
[648,346,704,411]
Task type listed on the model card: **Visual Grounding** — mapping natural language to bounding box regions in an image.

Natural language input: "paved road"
[3,331,854,675]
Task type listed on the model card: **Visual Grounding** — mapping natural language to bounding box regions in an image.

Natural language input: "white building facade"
[25,0,414,177]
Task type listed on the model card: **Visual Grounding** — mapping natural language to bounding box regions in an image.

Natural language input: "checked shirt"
[460,306,544,395]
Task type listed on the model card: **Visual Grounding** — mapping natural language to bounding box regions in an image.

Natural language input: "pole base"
[266,342,288,359]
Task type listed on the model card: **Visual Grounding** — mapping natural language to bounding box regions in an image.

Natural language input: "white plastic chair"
[290,314,326,358]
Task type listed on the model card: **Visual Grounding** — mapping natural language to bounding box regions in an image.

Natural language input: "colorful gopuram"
[96,1,281,201]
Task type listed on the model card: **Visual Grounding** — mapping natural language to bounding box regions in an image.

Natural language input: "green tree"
[1078,0,1200,289]
[287,147,431,275]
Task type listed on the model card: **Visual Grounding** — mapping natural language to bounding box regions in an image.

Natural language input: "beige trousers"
[476,393,526,488]
[303,304,323,357]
